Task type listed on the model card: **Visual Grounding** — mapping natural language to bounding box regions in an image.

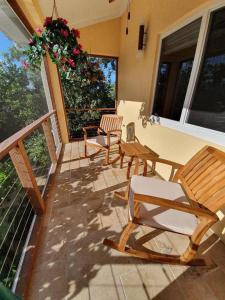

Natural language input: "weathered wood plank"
[0,110,55,160]
[42,119,57,164]
[9,141,45,215]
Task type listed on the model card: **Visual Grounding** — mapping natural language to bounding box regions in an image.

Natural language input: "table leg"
[152,161,156,174]
[120,151,125,169]
[143,159,148,176]
[127,156,134,179]
[134,157,139,175]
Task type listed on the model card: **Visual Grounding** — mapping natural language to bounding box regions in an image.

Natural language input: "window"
[152,5,225,144]
[188,8,225,132]
[153,19,202,121]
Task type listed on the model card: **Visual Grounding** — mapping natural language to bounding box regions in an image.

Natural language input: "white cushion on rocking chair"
[87,135,119,147]
[129,176,198,236]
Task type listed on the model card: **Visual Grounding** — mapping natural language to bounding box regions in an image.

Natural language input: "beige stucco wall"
[79,17,121,57]
[117,0,225,241]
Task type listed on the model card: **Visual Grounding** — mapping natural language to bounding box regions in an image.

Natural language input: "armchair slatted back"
[100,114,123,133]
[177,146,225,212]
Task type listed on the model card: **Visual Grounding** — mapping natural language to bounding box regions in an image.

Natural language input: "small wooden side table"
[120,142,159,179]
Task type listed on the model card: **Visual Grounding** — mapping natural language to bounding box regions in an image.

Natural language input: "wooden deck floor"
[28,141,225,300]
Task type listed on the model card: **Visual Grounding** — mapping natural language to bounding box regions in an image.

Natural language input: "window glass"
[153,19,201,120]
[0,2,48,142]
[188,8,225,132]
[0,0,54,290]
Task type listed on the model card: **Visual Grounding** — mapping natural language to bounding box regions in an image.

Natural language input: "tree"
[61,56,117,138]
[0,46,50,288]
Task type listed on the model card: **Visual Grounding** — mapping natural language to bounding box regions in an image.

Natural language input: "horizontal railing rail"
[65,107,116,112]
[0,111,55,161]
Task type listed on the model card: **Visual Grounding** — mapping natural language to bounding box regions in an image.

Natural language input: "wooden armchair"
[83,114,123,164]
[104,146,225,266]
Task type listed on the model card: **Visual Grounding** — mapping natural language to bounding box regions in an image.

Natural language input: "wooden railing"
[0,110,61,215]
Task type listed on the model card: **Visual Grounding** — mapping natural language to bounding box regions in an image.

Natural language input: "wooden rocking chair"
[83,114,123,164]
[104,146,225,266]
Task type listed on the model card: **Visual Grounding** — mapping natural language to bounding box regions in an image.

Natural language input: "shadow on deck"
[27,141,225,300]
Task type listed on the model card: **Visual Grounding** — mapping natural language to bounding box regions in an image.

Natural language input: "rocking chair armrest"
[133,193,218,221]
[136,156,184,181]
[83,126,99,140]
[107,129,122,135]
[97,127,108,136]
[149,157,184,169]
[83,126,99,132]
[106,130,122,146]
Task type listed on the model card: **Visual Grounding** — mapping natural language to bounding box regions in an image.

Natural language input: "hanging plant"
[23,15,88,79]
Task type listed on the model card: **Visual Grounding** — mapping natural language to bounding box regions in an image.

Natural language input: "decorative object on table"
[83,114,123,165]
[104,146,224,266]
[126,122,139,143]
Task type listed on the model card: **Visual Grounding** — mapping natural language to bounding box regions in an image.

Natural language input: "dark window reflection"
[153,19,201,121]
[188,8,225,132]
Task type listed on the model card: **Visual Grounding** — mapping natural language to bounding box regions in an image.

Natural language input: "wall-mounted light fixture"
[138,25,147,50]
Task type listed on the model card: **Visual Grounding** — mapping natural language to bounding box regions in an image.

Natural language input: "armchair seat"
[87,135,119,147]
[130,176,198,235]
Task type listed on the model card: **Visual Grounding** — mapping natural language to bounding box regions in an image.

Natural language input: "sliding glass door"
[152,5,225,141]
[188,8,225,132]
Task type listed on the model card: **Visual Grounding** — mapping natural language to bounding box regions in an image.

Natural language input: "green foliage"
[62,56,116,137]
[0,45,50,289]
[0,46,48,142]
[24,16,116,138]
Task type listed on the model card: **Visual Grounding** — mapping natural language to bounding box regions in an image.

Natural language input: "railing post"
[9,140,45,215]
[42,119,57,164]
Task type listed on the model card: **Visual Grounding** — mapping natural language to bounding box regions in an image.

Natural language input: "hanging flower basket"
[24,16,88,79]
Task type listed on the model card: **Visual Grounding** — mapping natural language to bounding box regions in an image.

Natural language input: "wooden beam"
[9,141,45,215]
[42,119,57,164]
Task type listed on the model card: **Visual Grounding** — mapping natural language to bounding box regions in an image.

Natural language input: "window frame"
[150,0,225,147]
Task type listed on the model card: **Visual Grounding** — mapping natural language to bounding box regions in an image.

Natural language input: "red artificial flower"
[72,48,80,55]
[36,27,42,34]
[68,58,76,68]
[22,61,29,69]
[54,52,59,58]
[28,38,34,46]
[60,29,69,38]
[57,17,68,25]
[44,16,52,27]
[72,28,80,38]
[78,43,83,50]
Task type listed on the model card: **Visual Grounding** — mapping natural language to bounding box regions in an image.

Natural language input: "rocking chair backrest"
[177,146,225,212]
[100,114,123,133]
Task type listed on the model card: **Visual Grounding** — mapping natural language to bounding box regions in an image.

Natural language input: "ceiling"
[37,0,128,28]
